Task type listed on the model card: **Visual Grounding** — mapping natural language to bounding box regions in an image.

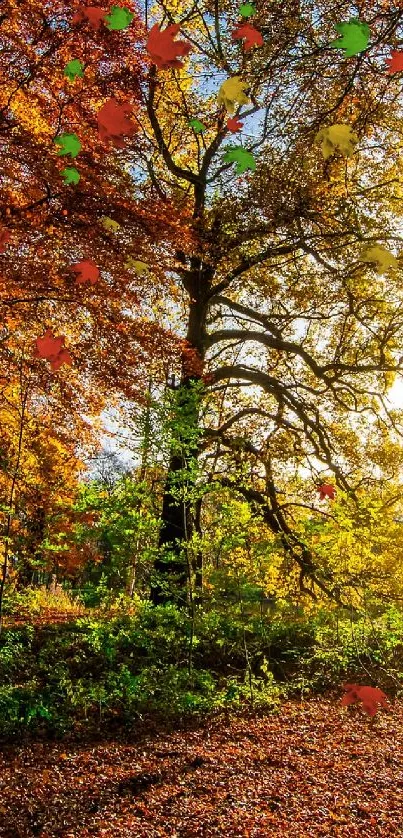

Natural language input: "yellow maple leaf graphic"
[101,217,121,231]
[217,77,250,114]
[124,258,150,275]
[314,124,358,159]
[360,245,399,274]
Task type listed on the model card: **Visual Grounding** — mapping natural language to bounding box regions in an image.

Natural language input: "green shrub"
[0,600,402,739]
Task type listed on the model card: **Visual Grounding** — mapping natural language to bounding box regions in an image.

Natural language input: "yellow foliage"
[9,89,53,139]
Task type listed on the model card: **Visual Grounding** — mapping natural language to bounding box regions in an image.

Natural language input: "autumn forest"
[1,0,403,835]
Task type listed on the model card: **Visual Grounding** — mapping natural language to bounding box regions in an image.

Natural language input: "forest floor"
[0,697,402,837]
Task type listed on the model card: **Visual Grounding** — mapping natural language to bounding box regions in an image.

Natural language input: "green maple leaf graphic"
[64,59,84,81]
[104,6,134,30]
[223,145,256,174]
[330,19,370,58]
[54,133,82,158]
[189,119,206,133]
[239,2,256,17]
[61,167,80,185]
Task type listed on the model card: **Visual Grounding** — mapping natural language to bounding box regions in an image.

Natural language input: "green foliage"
[71,475,160,594]
[0,600,402,739]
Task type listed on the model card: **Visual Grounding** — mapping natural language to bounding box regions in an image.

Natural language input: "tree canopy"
[2,0,403,611]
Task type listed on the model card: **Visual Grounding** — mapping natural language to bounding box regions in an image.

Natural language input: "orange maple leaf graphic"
[97,98,138,148]
[71,259,100,285]
[341,683,391,717]
[146,24,192,69]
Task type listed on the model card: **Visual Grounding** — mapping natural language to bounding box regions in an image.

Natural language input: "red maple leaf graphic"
[35,329,64,360]
[231,22,264,51]
[317,483,335,500]
[146,24,192,69]
[34,330,72,371]
[49,348,72,371]
[386,51,403,73]
[97,98,137,148]
[72,6,106,30]
[70,259,100,285]
[226,117,244,132]
[0,227,11,252]
[341,683,391,717]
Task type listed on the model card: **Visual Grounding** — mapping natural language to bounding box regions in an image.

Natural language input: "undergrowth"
[0,599,402,740]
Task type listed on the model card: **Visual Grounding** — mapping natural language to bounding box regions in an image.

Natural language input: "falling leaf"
[49,348,73,371]
[124,258,150,275]
[223,145,256,175]
[386,51,403,73]
[217,77,250,115]
[232,22,264,51]
[70,259,99,285]
[360,245,399,274]
[189,119,206,133]
[61,167,80,185]
[314,124,358,159]
[35,329,64,360]
[330,19,370,58]
[97,98,137,148]
[103,6,134,30]
[317,483,335,500]
[34,330,72,371]
[54,133,82,158]
[64,59,84,81]
[239,2,256,17]
[146,24,192,69]
[101,217,121,231]
[226,117,244,132]
[0,228,11,252]
[341,684,391,717]
[72,6,107,30]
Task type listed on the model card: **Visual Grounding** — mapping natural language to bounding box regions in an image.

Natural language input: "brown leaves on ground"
[0,698,402,837]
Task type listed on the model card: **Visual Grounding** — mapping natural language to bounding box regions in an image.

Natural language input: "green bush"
[0,600,402,739]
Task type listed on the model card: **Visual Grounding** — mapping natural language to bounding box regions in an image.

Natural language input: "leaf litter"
[0,697,402,837]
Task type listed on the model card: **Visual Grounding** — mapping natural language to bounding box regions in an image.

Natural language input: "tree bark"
[150,285,209,606]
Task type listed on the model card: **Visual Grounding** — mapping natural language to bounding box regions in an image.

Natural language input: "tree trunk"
[151,284,209,606]
[150,452,189,606]
[193,497,203,602]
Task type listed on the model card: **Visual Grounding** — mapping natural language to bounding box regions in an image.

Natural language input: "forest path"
[0,697,402,837]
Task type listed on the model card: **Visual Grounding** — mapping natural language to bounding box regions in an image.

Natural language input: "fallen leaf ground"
[0,697,402,837]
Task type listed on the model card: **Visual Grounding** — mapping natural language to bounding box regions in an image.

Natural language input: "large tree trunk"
[150,450,190,606]
[150,379,202,606]
[150,282,209,606]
